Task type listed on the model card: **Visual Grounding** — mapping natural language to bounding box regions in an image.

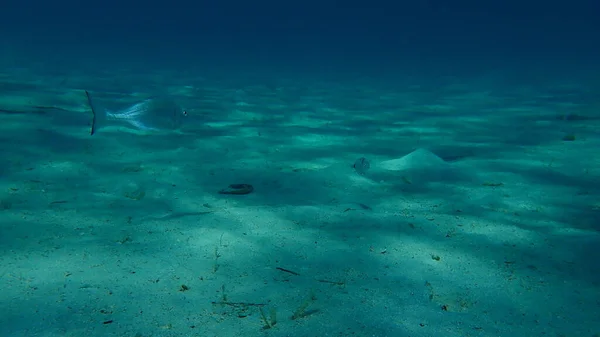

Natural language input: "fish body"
[85,91,187,135]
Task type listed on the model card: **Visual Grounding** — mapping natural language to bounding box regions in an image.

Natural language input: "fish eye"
[183,110,188,116]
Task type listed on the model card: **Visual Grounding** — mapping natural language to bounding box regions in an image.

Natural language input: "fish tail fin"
[85,90,105,135]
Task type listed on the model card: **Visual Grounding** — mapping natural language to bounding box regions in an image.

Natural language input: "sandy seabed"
[1,68,599,337]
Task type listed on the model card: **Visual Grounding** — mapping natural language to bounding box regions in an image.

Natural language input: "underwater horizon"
[1,1,599,336]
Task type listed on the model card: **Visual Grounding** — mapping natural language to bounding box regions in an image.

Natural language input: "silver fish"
[85,91,187,135]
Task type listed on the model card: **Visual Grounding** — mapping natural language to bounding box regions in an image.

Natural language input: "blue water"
[1,1,599,336]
